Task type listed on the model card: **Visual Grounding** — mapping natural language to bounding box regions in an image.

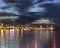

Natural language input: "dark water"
[0,27,59,48]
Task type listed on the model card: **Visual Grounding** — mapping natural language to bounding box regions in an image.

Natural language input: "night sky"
[0,0,60,47]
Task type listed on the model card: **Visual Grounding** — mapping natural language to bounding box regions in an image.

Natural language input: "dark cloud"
[1,0,46,24]
[2,0,47,14]
[1,0,60,41]
[3,0,34,12]
[3,0,20,3]
[41,3,60,25]
[1,0,60,25]
[35,0,46,4]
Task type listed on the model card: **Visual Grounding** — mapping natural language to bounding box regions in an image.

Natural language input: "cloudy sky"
[0,0,59,14]
[0,0,59,15]
[0,0,60,24]
[0,0,60,43]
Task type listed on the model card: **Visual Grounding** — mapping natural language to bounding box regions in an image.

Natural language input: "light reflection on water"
[0,28,56,48]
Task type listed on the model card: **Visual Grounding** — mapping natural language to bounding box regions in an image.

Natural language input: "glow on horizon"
[32,18,55,24]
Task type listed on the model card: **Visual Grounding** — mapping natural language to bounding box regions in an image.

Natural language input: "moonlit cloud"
[5,7,19,15]
[27,6,46,12]
[0,16,18,20]
[0,6,20,15]
[0,0,19,15]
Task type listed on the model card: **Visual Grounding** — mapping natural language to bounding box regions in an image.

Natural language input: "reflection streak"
[0,26,57,48]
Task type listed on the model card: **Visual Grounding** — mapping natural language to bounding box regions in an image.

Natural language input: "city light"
[0,22,55,48]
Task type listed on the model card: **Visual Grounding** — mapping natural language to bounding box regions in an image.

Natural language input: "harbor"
[0,23,56,48]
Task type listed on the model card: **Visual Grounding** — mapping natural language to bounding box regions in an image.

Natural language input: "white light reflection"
[10,29,14,40]
[1,29,4,37]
